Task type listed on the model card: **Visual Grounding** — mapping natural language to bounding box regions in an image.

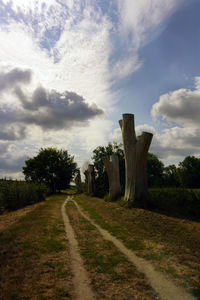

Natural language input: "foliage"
[147,153,164,187]
[178,156,200,188]
[0,179,47,214]
[163,164,181,187]
[23,147,77,193]
[92,142,125,197]
[148,188,200,220]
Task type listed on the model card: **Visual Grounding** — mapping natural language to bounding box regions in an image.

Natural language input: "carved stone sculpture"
[74,170,82,193]
[119,113,153,204]
[103,155,121,200]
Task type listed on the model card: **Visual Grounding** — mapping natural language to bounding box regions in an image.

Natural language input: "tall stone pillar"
[103,154,121,200]
[119,113,153,204]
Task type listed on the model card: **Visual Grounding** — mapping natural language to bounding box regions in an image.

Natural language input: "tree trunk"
[119,114,153,204]
[74,170,82,193]
[87,164,96,196]
[135,132,153,204]
[84,169,89,193]
[103,154,121,200]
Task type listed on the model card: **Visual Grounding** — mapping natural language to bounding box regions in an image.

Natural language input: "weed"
[56,287,70,298]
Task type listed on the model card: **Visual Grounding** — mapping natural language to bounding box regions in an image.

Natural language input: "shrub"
[0,179,48,214]
[148,188,200,220]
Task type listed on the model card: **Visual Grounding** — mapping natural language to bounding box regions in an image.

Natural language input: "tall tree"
[23,148,77,193]
[163,164,180,187]
[178,156,200,188]
[147,153,164,187]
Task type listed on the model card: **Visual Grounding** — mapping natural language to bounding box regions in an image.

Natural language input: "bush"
[0,179,48,214]
[148,188,200,220]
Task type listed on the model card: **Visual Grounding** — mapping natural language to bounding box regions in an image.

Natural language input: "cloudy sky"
[0,0,200,178]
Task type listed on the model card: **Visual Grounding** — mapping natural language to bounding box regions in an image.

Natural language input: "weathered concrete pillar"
[74,170,82,193]
[103,155,121,200]
[119,113,153,204]
[87,164,96,196]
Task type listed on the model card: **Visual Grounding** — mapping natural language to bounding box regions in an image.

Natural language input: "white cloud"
[117,0,184,49]
[151,88,200,126]
[0,0,189,176]
[111,0,184,79]
[149,84,200,161]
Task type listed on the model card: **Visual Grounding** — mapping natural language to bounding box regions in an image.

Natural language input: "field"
[0,189,199,299]
[0,179,47,214]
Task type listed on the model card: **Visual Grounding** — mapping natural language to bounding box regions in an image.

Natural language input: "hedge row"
[0,179,48,214]
[147,188,200,220]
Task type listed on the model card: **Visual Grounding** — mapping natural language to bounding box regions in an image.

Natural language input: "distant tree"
[147,153,164,187]
[178,156,200,188]
[23,148,77,193]
[163,164,180,187]
[92,142,125,197]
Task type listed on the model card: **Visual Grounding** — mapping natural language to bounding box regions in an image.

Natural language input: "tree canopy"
[178,156,200,188]
[92,142,125,197]
[23,147,77,193]
[147,153,164,187]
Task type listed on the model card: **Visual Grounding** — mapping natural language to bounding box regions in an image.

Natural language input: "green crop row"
[0,179,48,214]
[148,188,200,220]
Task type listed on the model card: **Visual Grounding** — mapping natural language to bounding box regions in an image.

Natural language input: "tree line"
[21,144,200,197]
[92,142,200,197]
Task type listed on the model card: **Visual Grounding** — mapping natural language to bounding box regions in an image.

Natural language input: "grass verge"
[0,194,73,300]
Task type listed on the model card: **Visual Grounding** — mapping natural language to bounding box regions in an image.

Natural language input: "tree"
[23,148,77,193]
[178,156,200,188]
[163,164,180,187]
[147,153,164,187]
[92,142,125,197]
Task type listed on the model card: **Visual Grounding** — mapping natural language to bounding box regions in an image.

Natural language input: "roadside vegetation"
[0,179,47,214]
[91,142,200,219]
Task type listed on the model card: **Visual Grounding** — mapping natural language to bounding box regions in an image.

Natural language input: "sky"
[0,0,200,178]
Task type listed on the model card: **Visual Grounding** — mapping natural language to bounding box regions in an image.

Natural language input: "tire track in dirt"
[61,197,95,300]
[73,199,196,300]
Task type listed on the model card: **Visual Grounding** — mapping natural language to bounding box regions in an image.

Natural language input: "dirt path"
[61,197,95,300]
[72,198,195,300]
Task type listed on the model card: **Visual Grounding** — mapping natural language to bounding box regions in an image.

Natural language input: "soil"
[61,197,95,300]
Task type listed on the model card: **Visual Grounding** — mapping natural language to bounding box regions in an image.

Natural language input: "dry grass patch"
[74,193,200,298]
[66,200,158,300]
[0,194,73,300]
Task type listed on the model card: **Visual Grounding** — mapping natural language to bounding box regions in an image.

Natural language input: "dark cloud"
[0,154,27,172]
[0,68,32,91]
[14,86,104,130]
[0,68,104,140]
[0,126,26,141]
